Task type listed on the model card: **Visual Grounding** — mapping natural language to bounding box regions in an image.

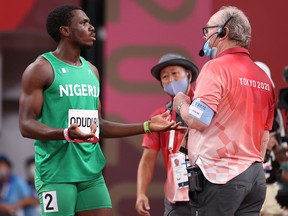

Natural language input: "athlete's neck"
[53,44,82,66]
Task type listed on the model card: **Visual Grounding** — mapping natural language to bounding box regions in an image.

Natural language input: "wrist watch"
[177,101,185,114]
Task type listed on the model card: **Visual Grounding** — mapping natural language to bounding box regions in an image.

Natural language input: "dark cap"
[151,53,199,83]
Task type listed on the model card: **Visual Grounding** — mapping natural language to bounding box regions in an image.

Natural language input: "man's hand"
[149,110,185,132]
[135,194,151,216]
[67,123,99,143]
[0,203,17,214]
[267,132,279,151]
[172,92,191,113]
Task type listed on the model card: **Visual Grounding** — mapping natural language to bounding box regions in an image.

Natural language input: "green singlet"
[34,52,111,215]
[35,52,106,183]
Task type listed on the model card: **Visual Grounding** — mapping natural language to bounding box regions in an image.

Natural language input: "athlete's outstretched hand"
[149,110,185,132]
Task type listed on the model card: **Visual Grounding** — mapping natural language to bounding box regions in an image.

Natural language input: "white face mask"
[163,77,189,97]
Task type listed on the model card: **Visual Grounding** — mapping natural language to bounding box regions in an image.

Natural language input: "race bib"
[42,191,59,213]
[68,109,99,138]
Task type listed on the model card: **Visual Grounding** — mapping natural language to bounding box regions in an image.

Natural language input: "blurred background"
[0,0,287,215]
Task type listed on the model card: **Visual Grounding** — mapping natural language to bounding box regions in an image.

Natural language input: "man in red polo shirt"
[173,6,275,216]
[136,53,199,216]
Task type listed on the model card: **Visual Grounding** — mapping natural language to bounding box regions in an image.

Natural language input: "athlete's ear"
[59,26,70,37]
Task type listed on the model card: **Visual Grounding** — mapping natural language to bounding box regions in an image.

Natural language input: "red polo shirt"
[188,47,275,184]
[142,88,193,202]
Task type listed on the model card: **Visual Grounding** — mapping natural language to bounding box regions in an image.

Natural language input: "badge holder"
[170,152,190,188]
[168,129,190,202]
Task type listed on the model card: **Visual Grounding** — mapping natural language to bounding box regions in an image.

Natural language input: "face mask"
[203,39,217,59]
[163,77,189,97]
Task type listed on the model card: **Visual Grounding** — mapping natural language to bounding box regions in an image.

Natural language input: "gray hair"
[219,6,251,48]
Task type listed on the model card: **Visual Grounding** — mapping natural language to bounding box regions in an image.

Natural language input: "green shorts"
[35,173,112,216]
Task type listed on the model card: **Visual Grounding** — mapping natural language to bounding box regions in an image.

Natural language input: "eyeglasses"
[202,25,220,37]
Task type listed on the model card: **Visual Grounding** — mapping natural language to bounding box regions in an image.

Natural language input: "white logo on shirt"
[59,84,100,97]
[61,68,68,73]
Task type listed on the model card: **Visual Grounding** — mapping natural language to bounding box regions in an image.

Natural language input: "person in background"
[0,155,33,216]
[173,6,275,216]
[18,5,181,216]
[255,61,285,216]
[135,53,199,216]
[275,162,288,216]
[24,157,41,216]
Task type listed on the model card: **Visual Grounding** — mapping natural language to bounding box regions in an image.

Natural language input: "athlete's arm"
[88,63,150,138]
[19,58,95,141]
[19,57,64,140]
[87,63,183,138]
[98,100,180,138]
[135,148,157,216]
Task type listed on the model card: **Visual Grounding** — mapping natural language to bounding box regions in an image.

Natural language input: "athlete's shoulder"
[22,54,54,87]
[86,60,100,79]
[26,55,52,73]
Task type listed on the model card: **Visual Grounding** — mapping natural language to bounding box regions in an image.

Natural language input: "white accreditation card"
[68,109,99,138]
[170,152,190,188]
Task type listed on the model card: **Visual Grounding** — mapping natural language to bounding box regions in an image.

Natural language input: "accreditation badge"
[170,152,190,188]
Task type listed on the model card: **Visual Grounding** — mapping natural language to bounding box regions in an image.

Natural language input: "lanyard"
[168,130,175,154]
[168,108,177,154]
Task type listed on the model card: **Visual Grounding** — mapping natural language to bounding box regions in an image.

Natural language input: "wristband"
[64,128,74,142]
[143,120,151,134]
[64,128,99,143]
[176,101,185,115]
